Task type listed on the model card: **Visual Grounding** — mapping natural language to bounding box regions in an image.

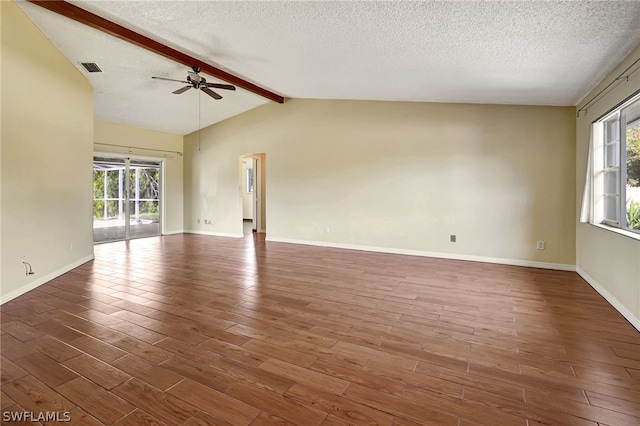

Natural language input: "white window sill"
[590,223,640,242]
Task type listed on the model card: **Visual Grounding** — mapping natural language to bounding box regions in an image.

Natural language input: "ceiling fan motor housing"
[188,72,203,85]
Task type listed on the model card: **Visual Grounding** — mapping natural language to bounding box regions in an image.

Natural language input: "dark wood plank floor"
[1,234,639,425]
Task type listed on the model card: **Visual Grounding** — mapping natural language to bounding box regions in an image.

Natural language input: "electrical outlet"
[70,242,74,251]
[324,226,330,233]
[450,234,456,242]
[536,240,545,250]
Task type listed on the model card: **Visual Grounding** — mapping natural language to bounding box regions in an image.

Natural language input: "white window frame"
[602,113,621,226]
[592,91,640,235]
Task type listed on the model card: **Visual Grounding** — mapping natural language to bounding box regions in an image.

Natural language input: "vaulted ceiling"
[17,0,640,135]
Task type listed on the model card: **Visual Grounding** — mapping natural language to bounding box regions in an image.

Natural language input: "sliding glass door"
[93,157,162,243]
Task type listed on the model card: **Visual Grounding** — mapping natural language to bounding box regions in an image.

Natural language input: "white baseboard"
[576,266,640,332]
[163,229,185,235]
[184,230,244,238]
[265,237,576,271]
[1,254,95,305]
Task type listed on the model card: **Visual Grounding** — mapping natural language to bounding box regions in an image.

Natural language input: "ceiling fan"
[152,66,236,100]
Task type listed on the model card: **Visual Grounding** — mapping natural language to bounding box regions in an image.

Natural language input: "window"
[247,168,254,193]
[591,92,640,233]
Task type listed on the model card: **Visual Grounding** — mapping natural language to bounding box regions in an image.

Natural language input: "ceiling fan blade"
[152,76,190,84]
[201,87,222,100]
[172,86,192,94]
[205,83,236,91]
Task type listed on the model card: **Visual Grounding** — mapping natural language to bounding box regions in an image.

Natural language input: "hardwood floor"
[1,233,639,425]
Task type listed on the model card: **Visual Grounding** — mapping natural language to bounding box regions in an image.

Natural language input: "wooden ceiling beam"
[27,0,285,104]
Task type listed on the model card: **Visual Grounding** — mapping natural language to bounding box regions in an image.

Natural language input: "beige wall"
[576,43,640,328]
[1,0,94,301]
[1,0,4,288]
[94,121,184,234]
[184,99,576,267]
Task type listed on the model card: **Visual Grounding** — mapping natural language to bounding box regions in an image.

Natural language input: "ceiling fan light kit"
[152,66,236,100]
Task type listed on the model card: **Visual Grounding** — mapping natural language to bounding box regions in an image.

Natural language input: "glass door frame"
[93,155,163,243]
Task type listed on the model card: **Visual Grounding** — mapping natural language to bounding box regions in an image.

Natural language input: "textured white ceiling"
[16,0,640,135]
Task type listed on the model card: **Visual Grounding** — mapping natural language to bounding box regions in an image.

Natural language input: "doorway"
[92,156,162,243]
[240,154,265,235]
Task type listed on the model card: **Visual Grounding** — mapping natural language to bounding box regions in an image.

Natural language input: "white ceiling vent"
[80,62,102,73]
